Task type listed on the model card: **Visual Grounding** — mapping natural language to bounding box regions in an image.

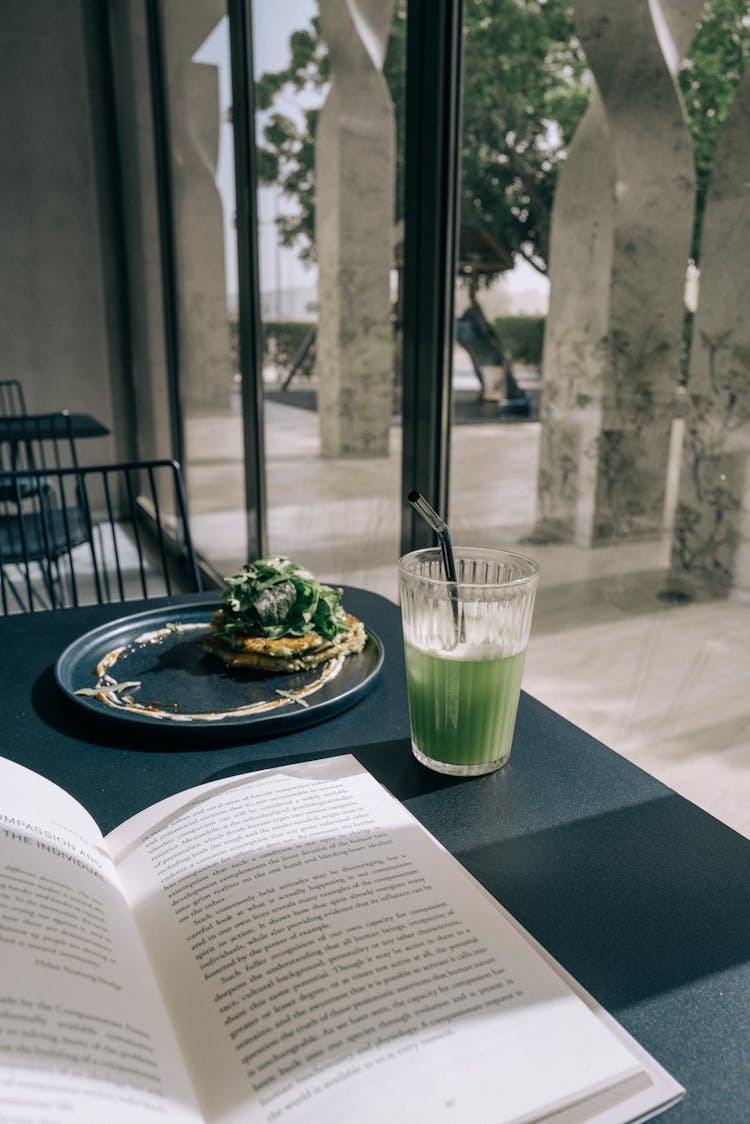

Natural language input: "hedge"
[492,315,545,369]
[230,320,315,377]
[242,317,546,375]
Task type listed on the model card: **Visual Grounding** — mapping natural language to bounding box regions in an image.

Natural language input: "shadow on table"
[203,738,469,802]
[454,793,750,1011]
[204,744,750,1011]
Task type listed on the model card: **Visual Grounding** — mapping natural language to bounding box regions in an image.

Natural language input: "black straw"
[408,491,461,636]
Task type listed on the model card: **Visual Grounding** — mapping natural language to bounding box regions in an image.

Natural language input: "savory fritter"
[204,610,366,672]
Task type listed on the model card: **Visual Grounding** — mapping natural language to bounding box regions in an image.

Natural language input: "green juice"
[404,642,526,773]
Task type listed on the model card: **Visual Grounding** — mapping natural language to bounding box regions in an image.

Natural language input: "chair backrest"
[0,458,203,613]
[0,380,27,417]
[0,410,80,479]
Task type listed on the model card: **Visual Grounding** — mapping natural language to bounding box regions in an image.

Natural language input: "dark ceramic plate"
[55,601,383,734]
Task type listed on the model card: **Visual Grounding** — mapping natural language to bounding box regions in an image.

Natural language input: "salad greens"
[219,557,351,641]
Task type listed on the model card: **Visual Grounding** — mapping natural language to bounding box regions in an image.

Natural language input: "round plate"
[55,601,383,734]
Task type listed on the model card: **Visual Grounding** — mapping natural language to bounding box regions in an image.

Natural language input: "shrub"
[262,321,315,373]
[493,315,545,369]
[229,320,316,377]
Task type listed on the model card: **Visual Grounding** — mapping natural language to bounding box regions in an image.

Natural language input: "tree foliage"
[460,0,589,274]
[255,0,750,277]
[256,0,587,275]
[255,24,328,265]
[678,0,750,262]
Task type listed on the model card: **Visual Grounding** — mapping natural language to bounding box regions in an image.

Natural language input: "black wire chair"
[0,379,27,417]
[0,410,81,503]
[0,458,203,613]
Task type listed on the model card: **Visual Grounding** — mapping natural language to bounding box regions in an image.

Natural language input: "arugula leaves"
[219,557,351,641]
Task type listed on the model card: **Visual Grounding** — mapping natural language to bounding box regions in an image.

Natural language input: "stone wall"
[0,2,119,462]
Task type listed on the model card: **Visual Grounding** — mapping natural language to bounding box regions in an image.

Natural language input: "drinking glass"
[399,547,539,776]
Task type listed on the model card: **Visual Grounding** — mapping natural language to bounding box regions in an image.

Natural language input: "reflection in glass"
[158,4,245,575]
[253,1,405,598]
[449,0,750,839]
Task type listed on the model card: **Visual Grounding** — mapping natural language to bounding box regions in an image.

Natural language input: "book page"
[0,757,203,1124]
[107,755,662,1124]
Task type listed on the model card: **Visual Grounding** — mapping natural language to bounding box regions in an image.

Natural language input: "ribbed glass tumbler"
[399,547,539,776]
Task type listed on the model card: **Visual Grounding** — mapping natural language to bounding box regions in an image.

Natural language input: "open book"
[0,753,683,1124]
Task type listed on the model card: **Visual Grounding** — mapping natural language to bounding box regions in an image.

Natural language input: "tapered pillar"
[315,0,395,457]
[163,1,234,410]
[668,64,750,600]
[535,0,700,545]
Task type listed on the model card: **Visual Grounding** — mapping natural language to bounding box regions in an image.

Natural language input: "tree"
[678,0,750,263]
[460,0,589,275]
[255,0,750,278]
[256,0,588,276]
[255,23,329,266]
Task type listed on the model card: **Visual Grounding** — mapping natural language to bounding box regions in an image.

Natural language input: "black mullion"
[83,0,138,462]
[144,0,185,470]
[228,0,267,562]
[400,0,464,552]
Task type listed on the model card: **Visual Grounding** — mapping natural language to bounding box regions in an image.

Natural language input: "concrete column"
[163,1,233,412]
[315,0,395,457]
[668,64,750,600]
[535,0,699,545]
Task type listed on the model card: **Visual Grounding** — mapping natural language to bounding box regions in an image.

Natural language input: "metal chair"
[0,411,81,503]
[0,379,27,417]
[0,459,203,613]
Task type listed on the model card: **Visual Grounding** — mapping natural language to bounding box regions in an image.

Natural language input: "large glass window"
[448,0,586,549]
[448,0,750,838]
[154,1,410,596]
[158,3,247,576]
[251,0,406,599]
[152,0,749,837]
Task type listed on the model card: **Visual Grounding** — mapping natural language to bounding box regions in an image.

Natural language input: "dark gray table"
[0,412,109,442]
[2,588,748,1121]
